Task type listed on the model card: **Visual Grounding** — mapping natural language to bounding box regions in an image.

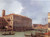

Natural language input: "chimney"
[2,10,5,17]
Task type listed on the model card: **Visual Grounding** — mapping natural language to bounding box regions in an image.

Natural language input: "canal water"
[0,32,25,37]
[0,30,46,37]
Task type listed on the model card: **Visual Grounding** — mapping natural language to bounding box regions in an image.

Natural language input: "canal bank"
[0,29,47,37]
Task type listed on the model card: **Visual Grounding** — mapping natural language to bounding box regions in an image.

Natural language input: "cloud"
[31,0,50,1]
[17,0,48,24]
[0,0,48,25]
[0,0,23,16]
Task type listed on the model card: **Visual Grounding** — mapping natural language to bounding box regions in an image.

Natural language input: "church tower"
[2,10,5,17]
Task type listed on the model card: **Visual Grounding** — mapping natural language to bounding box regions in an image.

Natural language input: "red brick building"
[0,10,32,31]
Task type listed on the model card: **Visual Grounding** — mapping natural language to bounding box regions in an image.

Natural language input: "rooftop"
[3,14,32,20]
[48,13,50,16]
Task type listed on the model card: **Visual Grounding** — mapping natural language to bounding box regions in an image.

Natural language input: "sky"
[0,0,49,25]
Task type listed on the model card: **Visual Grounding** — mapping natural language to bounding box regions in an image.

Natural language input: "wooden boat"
[25,33,31,37]
[25,33,35,37]
[2,31,15,35]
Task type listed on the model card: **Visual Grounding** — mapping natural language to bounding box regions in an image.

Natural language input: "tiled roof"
[4,14,27,17]
[3,14,31,19]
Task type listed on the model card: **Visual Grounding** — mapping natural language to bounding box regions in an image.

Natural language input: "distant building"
[0,10,32,31]
[32,24,48,29]
[32,24,42,29]
[48,13,50,31]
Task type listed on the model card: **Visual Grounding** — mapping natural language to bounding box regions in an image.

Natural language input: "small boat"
[25,34,31,37]
[2,31,15,35]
